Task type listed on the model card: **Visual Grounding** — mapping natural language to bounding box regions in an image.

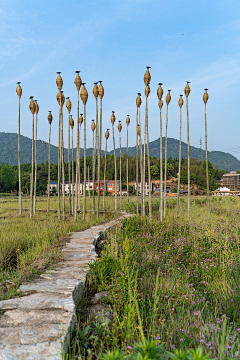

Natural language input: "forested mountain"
[0,132,239,172]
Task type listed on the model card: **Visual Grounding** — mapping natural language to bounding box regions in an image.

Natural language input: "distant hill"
[0,132,239,172]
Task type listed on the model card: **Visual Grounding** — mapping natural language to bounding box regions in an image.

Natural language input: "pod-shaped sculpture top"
[137,124,141,137]
[66,97,72,114]
[158,98,163,110]
[93,82,99,99]
[178,95,184,108]
[16,82,22,98]
[91,119,96,132]
[126,115,130,126]
[56,72,63,90]
[203,89,209,104]
[80,84,88,105]
[57,90,65,105]
[48,111,53,124]
[29,97,35,114]
[105,129,110,140]
[144,66,151,86]
[79,113,83,125]
[98,81,104,100]
[145,85,150,98]
[136,93,142,108]
[74,71,82,92]
[166,90,171,105]
[35,100,39,115]
[111,111,115,125]
[117,121,122,133]
[184,81,191,98]
[157,83,163,100]
[69,115,74,129]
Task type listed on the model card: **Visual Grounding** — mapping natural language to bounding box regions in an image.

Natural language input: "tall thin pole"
[177,95,183,217]
[74,71,82,221]
[93,83,99,216]
[47,111,52,213]
[126,116,130,207]
[16,82,22,216]
[144,67,152,222]
[29,97,35,219]
[34,101,39,215]
[91,120,96,213]
[61,92,65,220]
[98,81,104,214]
[136,106,139,214]
[70,117,75,215]
[111,111,117,211]
[56,72,63,220]
[157,83,164,222]
[80,83,88,221]
[185,82,191,220]
[138,110,143,216]
[66,98,72,215]
[203,89,210,216]
[78,116,83,210]
[118,121,122,210]
[88,165,90,202]
[164,90,171,218]
[103,129,109,211]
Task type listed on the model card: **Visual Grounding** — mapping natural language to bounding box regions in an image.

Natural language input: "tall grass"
[68,196,240,359]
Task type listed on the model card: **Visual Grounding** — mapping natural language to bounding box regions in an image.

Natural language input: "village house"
[135,180,153,196]
[95,180,108,195]
[107,180,120,195]
[211,186,240,197]
[221,171,240,191]
[47,181,62,194]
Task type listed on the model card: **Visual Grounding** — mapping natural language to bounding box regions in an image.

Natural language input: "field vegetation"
[0,195,121,300]
[68,196,240,359]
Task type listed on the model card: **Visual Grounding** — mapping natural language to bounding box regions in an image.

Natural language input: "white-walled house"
[135,180,153,196]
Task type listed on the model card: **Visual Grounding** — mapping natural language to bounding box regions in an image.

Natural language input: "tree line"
[0,155,227,194]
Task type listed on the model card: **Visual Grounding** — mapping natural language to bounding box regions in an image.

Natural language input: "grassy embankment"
[68,196,240,359]
[0,195,126,300]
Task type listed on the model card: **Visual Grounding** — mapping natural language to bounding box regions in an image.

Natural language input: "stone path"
[0,212,132,360]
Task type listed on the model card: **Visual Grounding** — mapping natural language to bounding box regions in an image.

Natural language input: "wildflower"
[127,346,132,350]
[228,345,232,349]
[180,338,184,343]
[156,336,160,340]
[194,311,199,316]
[200,339,205,343]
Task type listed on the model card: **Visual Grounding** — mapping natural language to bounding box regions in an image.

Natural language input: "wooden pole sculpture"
[177,95,184,217]
[88,165,90,202]
[33,100,39,215]
[60,91,65,220]
[80,83,88,221]
[136,94,142,215]
[157,83,164,221]
[78,113,83,210]
[111,111,117,211]
[126,115,130,207]
[70,115,74,215]
[47,111,52,213]
[16,82,22,216]
[118,121,122,210]
[29,96,35,219]
[74,71,82,221]
[103,129,109,211]
[164,90,171,218]
[56,72,63,220]
[184,81,191,220]
[98,81,104,214]
[137,124,143,216]
[144,66,152,222]
[203,88,210,216]
[93,83,99,215]
[91,120,96,213]
[66,97,72,215]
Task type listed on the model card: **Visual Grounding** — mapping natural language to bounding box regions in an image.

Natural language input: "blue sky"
[1,0,240,158]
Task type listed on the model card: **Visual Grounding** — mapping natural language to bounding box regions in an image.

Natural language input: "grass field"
[68,196,240,359]
[0,194,127,300]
